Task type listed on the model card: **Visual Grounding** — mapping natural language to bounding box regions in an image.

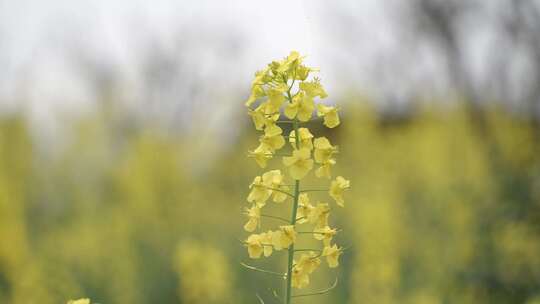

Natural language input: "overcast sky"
[1,0,535,133]
[0,0,347,111]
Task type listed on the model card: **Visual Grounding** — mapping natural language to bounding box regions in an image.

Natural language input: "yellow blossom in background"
[329,176,350,207]
[175,241,233,304]
[317,104,340,128]
[323,244,342,268]
[283,148,314,180]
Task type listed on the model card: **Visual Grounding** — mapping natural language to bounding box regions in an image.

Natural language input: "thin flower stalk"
[241,51,351,303]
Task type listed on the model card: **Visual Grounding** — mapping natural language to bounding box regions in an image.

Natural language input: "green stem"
[293,248,322,252]
[241,262,285,278]
[285,116,301,304]
[260,214,290,223]
[291,278,338,298]
[258,185,295,198]
[299,189,328,193]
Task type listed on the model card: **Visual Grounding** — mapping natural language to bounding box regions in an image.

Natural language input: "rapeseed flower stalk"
[241,51,350,303]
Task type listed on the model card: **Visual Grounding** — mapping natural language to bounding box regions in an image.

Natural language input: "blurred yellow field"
[1,101,539,303]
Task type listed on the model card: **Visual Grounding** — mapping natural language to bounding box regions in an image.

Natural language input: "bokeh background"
[1,1,540,303]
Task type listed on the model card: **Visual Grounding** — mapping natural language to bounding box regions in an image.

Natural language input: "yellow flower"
[329,176,350,207]
[245,83,266,107]
[291,265,310,289]
[296,193,313,224]
[248,106,266,130]
[296,251,321,275]
[259,125,285,152]
[284,97,299,120]
[262,169,289,203]
[282,148,313,180]
[289,128,314,150]
[262,169,283,186]
[299,79,328,99]
[248,105,279,131]
[264,88,286,114]
[291,251,321,289]
[281,225,297,246]
[271,225,296,250]
[276,50,302,73]
[313,226,337,246]
[315,159,335,179]
[67,299,90,304]
[245,67,274,107]
[313,137,338,163]
[243,206,260,232]
[259,231,274,257]
[322,244,342,268]
[254,67,272,85]
[284,92,314,122]
[316,104,340,128]
[294,65,311,81]
[248,144,272,168]
[247,176,271,206]
[308,203,330,228]
[246,234,264,259]
[273,186,289,203]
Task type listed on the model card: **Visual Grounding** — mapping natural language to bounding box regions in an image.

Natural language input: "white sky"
[0,0,529,131]
[0,0,383,144]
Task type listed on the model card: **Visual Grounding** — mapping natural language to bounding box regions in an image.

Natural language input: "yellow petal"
[264,124,282,137]
[323,109,340,128]
[284,101,299,119]
[296,148,311,160]
[283,155,297,167]
[289,159,313,180]
[244,218,258,232]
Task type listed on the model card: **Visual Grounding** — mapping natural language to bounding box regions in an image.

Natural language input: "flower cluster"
[241,51,350,301]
